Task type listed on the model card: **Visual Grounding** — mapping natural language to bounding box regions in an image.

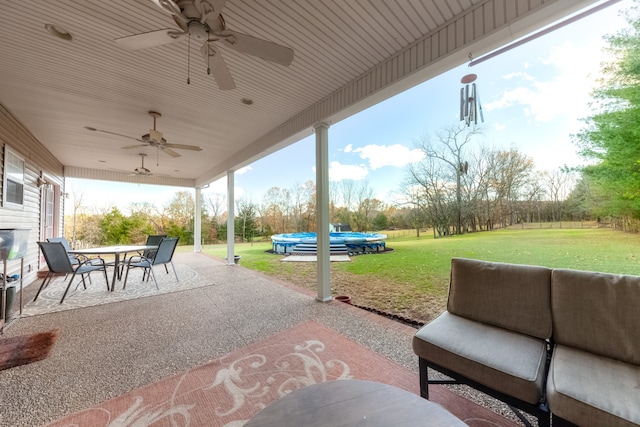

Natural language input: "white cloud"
[328,161,368,181]
[483,39,611,128]
[236,165,253,175]
[494,123,506,131]
[343,144,353,153]
[352,144,425,170]
[501,71,534,81]
[206,177,228,193]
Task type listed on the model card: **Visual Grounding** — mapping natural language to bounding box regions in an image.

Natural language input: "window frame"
[3,146,25,209]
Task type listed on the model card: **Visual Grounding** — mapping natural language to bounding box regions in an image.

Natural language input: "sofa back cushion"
[551,268,640,365]
[447,258,553,339]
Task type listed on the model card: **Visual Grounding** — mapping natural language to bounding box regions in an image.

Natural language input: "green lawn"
[197,228,640,322]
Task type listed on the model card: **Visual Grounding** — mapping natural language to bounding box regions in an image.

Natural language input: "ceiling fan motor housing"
[149,129,164,142]
[188,20,209,40]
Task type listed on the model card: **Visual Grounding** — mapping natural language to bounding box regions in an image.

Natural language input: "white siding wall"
[0,103,64,286]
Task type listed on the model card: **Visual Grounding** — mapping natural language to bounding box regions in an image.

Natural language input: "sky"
[66,0,634,214]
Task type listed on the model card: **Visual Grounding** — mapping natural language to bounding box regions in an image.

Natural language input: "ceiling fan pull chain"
[206,43,211,75]
[187,33,191,85]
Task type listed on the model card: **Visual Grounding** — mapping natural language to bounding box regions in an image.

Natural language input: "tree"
[70,190,84,248]
[236,199,258,242]
[372,212,388,230]
[290,180,316,232]
[574,5,640,222]
[164,191,195,244]
[404,155,455,237]
[100,207,134,245]
[263,187,285,233]
[405,124,483,236]
[488,149,536,226]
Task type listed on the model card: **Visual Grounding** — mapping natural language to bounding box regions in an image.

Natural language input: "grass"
[197,228,640,323]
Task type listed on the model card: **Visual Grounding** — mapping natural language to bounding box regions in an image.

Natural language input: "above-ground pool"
[271,232,387,255]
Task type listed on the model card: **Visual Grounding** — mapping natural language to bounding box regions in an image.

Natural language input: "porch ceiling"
[0,0,596,187]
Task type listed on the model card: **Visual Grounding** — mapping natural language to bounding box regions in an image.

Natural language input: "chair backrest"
[152,237,179,265]
[145,234,167,246]
[47,237,72,252]
[143,234,167,257]
[38,241,75,274]
[447,258,553,340]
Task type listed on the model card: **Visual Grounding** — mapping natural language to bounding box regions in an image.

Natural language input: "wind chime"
[459,73,484,126]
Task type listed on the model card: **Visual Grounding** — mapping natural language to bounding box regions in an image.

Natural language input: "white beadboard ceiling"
[0,0,597,188]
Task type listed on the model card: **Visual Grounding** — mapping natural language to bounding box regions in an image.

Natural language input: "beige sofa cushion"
[552,268,640,365]
[447,258,552,339]
[547,345,640,426]
[413,312,549,404]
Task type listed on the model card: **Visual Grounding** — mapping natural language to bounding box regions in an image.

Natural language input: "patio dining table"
[68,245,157,291]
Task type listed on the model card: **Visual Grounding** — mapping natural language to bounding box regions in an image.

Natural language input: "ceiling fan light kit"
[114,0,294,90]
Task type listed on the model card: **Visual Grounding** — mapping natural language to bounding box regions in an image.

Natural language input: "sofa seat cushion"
[413,311,548,404]
[547,345,640,427]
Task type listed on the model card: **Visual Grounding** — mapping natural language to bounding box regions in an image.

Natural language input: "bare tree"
[204,192,226,226]
[71,190,84,248]
[410,123,483,235]
[489,149,536,226]
[404,155,456,237]
[290,180,315,232]
[354,182,376,231]
[543,169,575,221]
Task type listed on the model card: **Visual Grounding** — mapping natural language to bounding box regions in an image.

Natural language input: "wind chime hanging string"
[459,72,484,126]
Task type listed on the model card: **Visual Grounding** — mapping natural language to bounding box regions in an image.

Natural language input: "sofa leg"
[418,357,430,399]
[551,414,578,427]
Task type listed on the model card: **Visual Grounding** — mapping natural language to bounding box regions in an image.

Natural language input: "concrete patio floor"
[0,252,520,426]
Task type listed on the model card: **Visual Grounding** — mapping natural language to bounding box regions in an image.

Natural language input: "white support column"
[194,187,202,253]
[226,171,236,265]
[315,122,332,302]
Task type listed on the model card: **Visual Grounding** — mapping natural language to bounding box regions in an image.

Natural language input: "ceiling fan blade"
[200,44,235,90]
[160,147,181,157]
[86,127,142,142]
[165,143,203,151]
[150,0,182,16]
[203,0,228,15]
[122,144,149,150]
[221,30,294,66]
[115,29,184,50]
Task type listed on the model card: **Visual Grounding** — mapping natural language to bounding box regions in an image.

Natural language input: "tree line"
[402,124,580,238]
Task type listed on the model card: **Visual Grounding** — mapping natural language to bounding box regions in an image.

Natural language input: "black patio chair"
[35,241,109,304]
[116,234,168,279]
[47,236,82,265]
[141,234,166,259]
[122,237,179,290]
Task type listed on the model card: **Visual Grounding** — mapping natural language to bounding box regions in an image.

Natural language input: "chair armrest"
[71,253,89,262]
[125,255,152,265]
[77,257,106,269]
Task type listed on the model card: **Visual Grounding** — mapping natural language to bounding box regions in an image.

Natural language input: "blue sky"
[67,0,632,213]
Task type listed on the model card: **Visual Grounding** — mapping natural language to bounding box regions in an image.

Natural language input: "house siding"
[0,103,64,286]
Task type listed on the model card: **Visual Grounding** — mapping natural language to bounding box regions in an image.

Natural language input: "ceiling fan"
[114,0,294,90]
[85,111,202,158]
[111,153,172,177]
[131,153,154,176]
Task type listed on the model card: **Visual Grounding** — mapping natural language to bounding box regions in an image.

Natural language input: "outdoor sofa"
[412,257,640,427]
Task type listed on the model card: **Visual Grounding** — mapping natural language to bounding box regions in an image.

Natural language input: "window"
[3,147,25,208]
